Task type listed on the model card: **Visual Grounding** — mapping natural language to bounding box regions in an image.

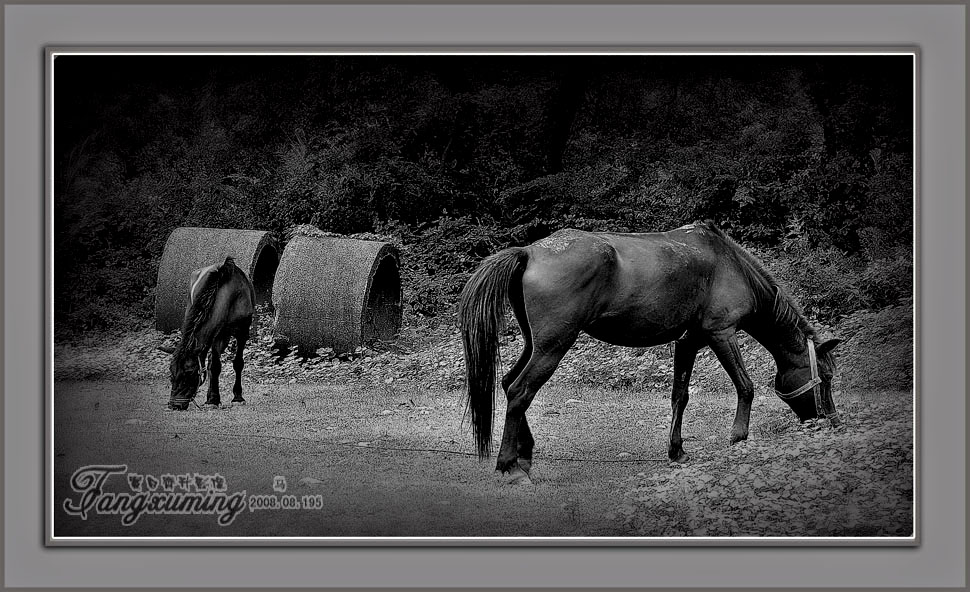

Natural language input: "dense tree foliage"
[54,55,913,334]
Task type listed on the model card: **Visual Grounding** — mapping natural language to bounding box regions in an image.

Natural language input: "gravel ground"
[620,392,914,538]
[53,313,914,540]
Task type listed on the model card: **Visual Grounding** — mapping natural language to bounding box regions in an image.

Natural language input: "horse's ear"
[816,339,841,357]
[157,345,176,355]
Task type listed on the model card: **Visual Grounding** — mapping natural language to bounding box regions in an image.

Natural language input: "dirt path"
[53,380,913,540]
[54,380,647,538]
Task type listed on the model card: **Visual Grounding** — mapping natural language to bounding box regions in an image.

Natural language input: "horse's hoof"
[507,466,533,485]
[517,458,533,474]
[669,450,690,464]
[204,403,220,410]
[232,400,246,406]
[495,458,516,474]
[729,431,748,445]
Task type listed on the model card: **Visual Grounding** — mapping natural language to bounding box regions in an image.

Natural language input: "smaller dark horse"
[162,256,255,410]
[459,221,841,475]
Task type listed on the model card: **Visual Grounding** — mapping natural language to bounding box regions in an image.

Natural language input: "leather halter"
[774,338,825,417]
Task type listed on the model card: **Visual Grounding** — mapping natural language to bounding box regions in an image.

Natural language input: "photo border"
[6,3,965,589]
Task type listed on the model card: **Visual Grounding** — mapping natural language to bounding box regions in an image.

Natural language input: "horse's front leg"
[205,337,228,408]
[668,338,699,463]
[231,325,249,404]
[709,332,755,444]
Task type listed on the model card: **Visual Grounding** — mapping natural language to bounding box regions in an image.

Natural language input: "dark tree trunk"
[538,72,588,175]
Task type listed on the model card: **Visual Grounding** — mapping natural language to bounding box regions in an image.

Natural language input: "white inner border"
[48,49,918,546]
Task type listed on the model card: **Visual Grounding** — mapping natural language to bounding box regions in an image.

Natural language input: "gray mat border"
[5,3,966,590]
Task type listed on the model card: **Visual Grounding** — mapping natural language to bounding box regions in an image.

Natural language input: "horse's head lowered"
[774,338,841,424]
[168,349,206,410]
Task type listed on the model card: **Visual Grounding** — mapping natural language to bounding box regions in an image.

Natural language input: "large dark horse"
[163,256,255,410]
[459,221,841,475]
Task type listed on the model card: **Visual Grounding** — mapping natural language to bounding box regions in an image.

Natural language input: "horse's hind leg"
[501,348,536,473]
[502,279,536,471]
[231,321,250,404]
[502,346,532,392]
[708,331,755,444]
[501,276,533,393]
[515,418,535,474]
[668,338,700,463]
[496,344,573,474]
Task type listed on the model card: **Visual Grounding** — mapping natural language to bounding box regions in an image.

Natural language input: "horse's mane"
[698,221,817,340]
[174,257,237,357]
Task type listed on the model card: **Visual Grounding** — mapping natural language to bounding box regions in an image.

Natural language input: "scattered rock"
[620,395,914,538]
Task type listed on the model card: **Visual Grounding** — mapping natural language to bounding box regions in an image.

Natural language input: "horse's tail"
[218,256,238,284]
[458,247,529,459]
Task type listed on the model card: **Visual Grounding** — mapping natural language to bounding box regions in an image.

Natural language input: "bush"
[837,300,913,390]
[54,58,913,338]
[380,216,511,318]
[858,257,913,309]
[762,244,912,323]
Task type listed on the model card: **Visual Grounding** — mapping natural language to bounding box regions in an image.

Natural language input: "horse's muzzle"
[780,390,820,421]
[168,388,197,410]
[780,386,841,425]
